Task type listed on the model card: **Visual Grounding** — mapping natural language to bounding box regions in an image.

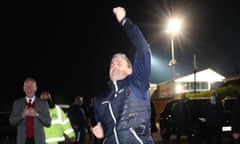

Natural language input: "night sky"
[2,0,240,107]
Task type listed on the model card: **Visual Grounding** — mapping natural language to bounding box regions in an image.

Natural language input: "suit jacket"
[9,97,51,144]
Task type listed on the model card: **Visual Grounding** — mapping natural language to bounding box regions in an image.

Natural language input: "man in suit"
[9,77,51,144]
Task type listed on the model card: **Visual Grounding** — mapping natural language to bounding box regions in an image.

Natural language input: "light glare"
[167,18,182,35]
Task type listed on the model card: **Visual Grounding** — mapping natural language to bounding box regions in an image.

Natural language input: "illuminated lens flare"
[167,18,182,35]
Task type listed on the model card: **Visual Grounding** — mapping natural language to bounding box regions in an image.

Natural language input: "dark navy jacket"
[94,18,153,144]
[231,97,240,133]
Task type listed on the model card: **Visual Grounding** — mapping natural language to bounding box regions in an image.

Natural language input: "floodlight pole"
[170,36,176,80]
[194,54,197,93]
[167,18,181,80]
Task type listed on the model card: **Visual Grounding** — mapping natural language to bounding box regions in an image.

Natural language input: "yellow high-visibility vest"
[44,105,75,144]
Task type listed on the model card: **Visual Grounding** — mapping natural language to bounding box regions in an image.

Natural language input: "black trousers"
[74,129,85,144]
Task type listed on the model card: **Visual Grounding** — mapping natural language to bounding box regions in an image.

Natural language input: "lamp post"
[167,18,182,80]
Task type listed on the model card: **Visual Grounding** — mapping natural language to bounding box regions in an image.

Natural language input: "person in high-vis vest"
[40,91,76,144]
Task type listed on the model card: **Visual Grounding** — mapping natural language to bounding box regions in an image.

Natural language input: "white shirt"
[25,96,36,104]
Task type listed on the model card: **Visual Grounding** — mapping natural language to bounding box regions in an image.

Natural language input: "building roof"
[223,76,240,83]
[174,68,225,82]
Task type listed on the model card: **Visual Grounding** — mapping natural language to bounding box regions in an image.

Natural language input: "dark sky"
[2,0,240,106]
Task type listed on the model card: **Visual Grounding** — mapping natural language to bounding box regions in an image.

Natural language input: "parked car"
[159,97,210,140]
[159,96,237,141]
[0,111,16,144]
[159,98,178,140]
[221,97,237,136]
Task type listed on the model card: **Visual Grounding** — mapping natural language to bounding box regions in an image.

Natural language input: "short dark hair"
[112,53,132,69]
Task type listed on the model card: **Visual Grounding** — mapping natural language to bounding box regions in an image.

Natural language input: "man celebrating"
[92,6,154,144]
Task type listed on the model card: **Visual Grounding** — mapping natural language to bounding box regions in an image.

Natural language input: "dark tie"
[27,99,32,108]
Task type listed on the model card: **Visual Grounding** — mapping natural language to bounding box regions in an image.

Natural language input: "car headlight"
[222,126,232,132]
[199,117,206,122]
